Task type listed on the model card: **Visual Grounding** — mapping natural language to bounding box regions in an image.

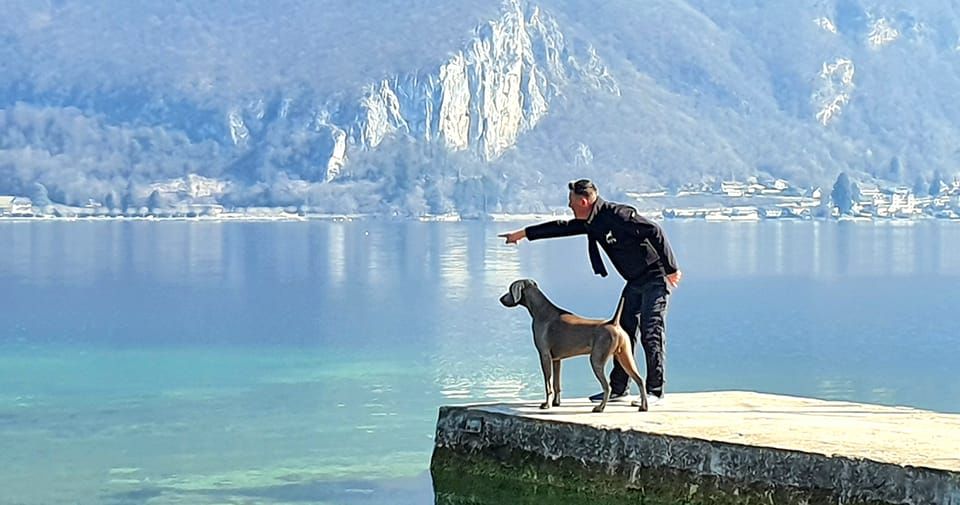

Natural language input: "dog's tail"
[609,296,626,327]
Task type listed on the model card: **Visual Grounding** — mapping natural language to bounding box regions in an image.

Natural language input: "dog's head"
[500,279,538,308]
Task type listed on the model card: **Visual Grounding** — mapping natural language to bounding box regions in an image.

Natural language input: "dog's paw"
[552,399,561,407]
[539,402,551,410]
[592,405,605,413]
[637,403,648,412]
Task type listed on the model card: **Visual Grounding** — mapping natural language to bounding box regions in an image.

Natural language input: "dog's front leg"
[551,360,562,406]
[539,353,554,409]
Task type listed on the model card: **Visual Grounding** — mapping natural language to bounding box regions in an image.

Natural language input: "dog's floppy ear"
[510,281,524,303]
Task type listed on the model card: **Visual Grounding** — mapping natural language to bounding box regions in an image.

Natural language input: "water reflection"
[7,220,959,289]
[432,464,632,505]
[430,223,537,403]
[482,236,523,293]
[438,225,470,301]
[812,221,822,276]
[327,222,347,288]
[670,220,960,279]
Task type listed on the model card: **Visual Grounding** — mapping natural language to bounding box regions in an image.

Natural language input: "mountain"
[2,0,960,214]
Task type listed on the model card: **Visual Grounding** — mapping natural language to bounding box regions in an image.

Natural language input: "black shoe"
[588,390,631,403]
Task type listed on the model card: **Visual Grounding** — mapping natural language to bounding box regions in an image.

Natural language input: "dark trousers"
[610,279,669,396]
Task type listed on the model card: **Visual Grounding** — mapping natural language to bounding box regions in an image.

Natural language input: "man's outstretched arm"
[499,220,588,244]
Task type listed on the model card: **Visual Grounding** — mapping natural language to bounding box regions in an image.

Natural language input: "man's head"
[568,179,598,219]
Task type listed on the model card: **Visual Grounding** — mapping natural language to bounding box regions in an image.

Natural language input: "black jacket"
[524,197,678,284]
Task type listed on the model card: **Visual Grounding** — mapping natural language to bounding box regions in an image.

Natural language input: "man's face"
[568,191,590,219]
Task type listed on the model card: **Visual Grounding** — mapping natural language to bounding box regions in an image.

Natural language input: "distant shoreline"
[1,213,958,224]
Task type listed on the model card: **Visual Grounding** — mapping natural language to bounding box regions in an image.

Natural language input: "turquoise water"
[1,220,959,504]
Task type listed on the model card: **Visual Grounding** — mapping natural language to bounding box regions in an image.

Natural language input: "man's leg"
[609,283,642,395]
[638,282,669,397]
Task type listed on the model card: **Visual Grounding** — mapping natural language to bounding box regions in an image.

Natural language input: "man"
[499,179,681,406]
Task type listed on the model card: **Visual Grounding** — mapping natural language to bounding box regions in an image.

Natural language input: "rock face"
[0,0,619,209]
[431,393,960,505]
[244,0,619,181]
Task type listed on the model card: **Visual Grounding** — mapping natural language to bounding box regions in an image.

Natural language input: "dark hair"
[568,179,598,197]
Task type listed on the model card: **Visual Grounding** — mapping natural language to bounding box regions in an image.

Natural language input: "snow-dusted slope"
[0,0,618,212]
[4,0,960,214]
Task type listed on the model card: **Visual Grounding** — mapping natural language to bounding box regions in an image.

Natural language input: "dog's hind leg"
[589,352,611,413]
[552,360,562,406]
[539,353,554,409]
[615,335,648,412]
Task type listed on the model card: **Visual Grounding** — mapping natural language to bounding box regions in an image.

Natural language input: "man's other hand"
[666,271,682,288]
[498,230,526,244]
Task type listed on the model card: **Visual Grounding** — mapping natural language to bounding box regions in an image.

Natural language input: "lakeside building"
[0,196,33,216]
[2,175,960,222]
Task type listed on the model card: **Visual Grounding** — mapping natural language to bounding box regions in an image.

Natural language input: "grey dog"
[500,279,648,413]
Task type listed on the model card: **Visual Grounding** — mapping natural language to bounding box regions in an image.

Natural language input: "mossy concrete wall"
[431,392,960,505]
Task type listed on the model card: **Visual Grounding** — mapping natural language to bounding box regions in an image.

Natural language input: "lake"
[1,219,958,504]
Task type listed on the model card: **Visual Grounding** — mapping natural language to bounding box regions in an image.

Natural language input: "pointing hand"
[498,230,526,245]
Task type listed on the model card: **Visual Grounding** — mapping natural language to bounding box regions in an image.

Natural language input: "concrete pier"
[431,391,960,505]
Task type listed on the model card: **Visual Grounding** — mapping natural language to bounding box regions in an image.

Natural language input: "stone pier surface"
[431,391,960,505]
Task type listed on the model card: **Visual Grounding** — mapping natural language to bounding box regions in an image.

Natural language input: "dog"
[500,279,648,413]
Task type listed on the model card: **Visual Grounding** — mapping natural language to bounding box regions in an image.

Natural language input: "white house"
[12,197,34,216]
[721,181,747,197]
[0,196,13,215]
[889,188,918,216]
[1,196,33,216]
